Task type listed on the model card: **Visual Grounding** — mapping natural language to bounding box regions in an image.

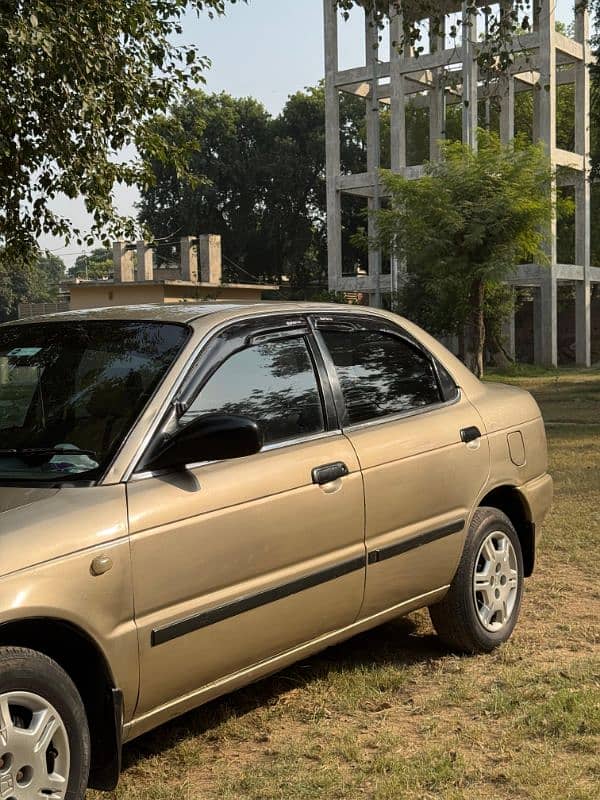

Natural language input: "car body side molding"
[367,520,466,565]
[151,555,366,647]
[151,520,465,647]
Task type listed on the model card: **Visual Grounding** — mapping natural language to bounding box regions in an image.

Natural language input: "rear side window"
[182,336,325,445]
[320,329,442,425]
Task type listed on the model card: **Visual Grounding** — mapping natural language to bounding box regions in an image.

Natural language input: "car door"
[311,314,490,619]
[127,315,366,717]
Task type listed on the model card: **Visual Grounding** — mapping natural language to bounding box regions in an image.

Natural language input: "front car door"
[127,315,366,718]
[311,313,490,619]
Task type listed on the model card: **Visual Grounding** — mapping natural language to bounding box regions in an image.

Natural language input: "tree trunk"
[458,328,466,363]
[466,277,485,378]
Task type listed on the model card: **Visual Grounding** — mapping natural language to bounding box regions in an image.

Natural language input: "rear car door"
[127,315,366,717]
[312,314,490,619]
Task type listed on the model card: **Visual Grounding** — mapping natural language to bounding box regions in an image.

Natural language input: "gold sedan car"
[0,303,552,798]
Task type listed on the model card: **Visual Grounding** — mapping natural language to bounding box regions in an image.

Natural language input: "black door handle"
[312,462,349,485]
[461,426,482,444]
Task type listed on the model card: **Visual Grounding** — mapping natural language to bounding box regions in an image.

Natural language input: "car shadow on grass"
[121,615,448,769]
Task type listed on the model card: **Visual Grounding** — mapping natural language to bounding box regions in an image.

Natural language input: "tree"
[35,252,65,298]
[138,86,376,287]
[0,250,65,320]
[374,131,554,377]
[0,0,242,267]
[138,91,276,278]
[70,249,113,280]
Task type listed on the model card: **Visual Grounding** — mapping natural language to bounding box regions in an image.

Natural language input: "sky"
[41,0,578,266]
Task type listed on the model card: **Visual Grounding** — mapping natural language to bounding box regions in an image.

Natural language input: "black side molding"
[368,520,465,565]
[152,554,366,647]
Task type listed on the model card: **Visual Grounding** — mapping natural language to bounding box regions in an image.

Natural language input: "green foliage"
[139,85,386,288]
[0,250,65,320]
[35,252,66,297]
[69,249,113,280]
[375,130,554,375]
[0,0,242,264]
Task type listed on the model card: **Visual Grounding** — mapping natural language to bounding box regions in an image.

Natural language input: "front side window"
[182,336,324,446]
[320,328,442,425]
[0,321,189,483]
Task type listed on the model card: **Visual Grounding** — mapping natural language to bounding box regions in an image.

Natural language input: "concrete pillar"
[575,6,591,367]
[534,0,558,366]
[324,0,342,293]
[575,176,592,366]
[198,235,221,285]
[366,9,382,308]
[389,3,407,171]
[113,241,135,283]
[462,1,478,150]
[503,290,517,361]
[499,74,515,143]
[429,14,446,161]
[181,236,199,283]
[136,241,153,282]
[532,287,544,365]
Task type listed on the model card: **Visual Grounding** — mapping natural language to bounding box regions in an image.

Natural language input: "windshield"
[0,320,189,484]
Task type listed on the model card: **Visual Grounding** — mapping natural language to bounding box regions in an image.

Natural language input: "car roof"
[7,301,381,326]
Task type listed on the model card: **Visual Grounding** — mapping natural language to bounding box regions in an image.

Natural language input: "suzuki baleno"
[0,303,553,798]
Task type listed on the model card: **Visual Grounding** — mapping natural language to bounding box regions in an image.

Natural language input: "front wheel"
[0,646,90,800]
[429,507,525,654]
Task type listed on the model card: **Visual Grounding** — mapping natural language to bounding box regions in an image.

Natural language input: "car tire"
[0,646,90,800]
[429,507,525,654]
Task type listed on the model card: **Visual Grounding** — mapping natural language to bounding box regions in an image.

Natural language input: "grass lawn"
[97,370,600,800]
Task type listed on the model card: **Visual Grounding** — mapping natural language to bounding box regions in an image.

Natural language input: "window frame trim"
[309,313,460,431]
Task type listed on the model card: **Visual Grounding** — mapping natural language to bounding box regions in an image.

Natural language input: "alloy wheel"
[0,691,70,799]
[473,531,519,632]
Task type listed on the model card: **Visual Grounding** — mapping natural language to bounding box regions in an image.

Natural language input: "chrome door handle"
[312,462,349,486]
[461,426,482,444]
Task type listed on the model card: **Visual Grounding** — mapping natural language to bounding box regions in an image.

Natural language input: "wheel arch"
[478,485,536,577]
[0,617,123,791]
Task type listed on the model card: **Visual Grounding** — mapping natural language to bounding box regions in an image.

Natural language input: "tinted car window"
[320,328,442,425]
[183,337,324,445]
[0,321,189,482]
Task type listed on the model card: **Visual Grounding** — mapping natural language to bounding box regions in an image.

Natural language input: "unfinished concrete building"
[324,0,597,366]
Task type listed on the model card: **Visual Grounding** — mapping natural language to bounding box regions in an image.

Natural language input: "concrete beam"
[554,32,584,64]
[335,62,390,88]
[553,149,585,171]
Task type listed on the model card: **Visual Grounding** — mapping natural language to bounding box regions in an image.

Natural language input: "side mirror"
[144,414,263,473]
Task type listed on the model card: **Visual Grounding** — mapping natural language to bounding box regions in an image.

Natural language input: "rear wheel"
[0,647,90,799]
[429,507,525,653]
